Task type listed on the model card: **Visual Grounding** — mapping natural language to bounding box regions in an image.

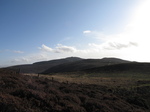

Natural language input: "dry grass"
[23,73,138,88]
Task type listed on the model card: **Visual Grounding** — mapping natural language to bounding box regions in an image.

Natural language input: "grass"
[23,72,150,110]
[24,72,150,88]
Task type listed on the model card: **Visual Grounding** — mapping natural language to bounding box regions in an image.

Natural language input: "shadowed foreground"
[0,69,149,112]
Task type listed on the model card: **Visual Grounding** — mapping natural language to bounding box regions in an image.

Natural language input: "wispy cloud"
[83,30,91,34]
[39,44,77,53]
[39,44,53,52]
[55,44,77,53]
[11,53,49,64]
[0,49,24,54]
[11,58,29,63]
[83,30,107,41]
[103,42,138,50]
[13,50,24,54]
[84,30,139,50]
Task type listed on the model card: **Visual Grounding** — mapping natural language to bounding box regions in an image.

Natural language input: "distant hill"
[10,57,82,73]
[83,62,150,74]
[42,57,130,74]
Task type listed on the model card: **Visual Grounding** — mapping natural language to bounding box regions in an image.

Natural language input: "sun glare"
[123,0,150,61]
[131,0,150,41]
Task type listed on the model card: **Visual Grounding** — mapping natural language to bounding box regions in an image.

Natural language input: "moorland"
[0,57,150,112]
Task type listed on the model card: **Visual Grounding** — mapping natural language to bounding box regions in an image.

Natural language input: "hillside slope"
[11,57,82,73]
[42,58,130,74]
[83,62,150,75]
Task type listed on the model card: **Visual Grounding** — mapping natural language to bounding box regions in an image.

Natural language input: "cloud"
[13,50,24,54]
[88,43,102,48]
[83,30,107,41]
[11,53,49,64]
[83,30,91,34]
[11,58,29,63]
[55,44,77,53]
[39,44,53,52]
[103,42,138,50]
[0,49,24,54]
[39,44,77,53]
[88,33,138,50]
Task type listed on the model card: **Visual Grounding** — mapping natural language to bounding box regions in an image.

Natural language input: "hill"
[42,57,130,74]
[10,57,82,73]
[83,62,150,75]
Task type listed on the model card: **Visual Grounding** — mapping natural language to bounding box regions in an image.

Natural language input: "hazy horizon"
[0,56,147,68]
[1,0,150,67]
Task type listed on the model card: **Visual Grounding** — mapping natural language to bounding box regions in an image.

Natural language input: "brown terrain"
[0,67,150,112]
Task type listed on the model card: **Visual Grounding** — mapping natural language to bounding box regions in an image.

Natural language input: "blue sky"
[1,0,150,67]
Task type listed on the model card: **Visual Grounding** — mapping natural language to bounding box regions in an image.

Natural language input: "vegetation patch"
[0,68,150,112]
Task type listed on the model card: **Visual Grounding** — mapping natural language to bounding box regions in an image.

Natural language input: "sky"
[0,0,150,67]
